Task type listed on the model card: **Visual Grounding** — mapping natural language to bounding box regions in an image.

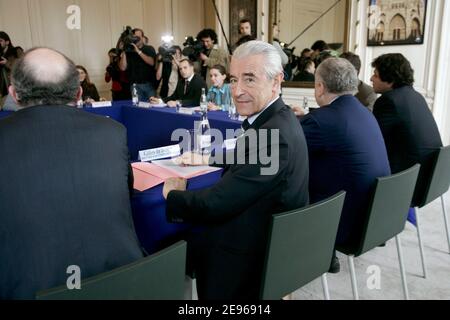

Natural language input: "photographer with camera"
[119,27,157,102]
[156,45,185,99]
[196,28,229,88]
[1,31,24,110]
[105,48,131,101]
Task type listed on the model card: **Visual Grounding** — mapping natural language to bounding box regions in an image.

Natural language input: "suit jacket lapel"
[247,97,284,130]
[221,97,285,175]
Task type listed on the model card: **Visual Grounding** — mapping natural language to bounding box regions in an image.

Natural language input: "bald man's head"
[10,47,80,107]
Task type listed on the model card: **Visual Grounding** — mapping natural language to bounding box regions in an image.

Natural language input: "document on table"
[151,159,220,179]
[150,103,167,108]
[131,160,220,191]
[138,102,167,108]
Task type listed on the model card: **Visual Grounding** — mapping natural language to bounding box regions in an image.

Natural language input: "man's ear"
[273,72,284,90]
[315,81,325,97]
[8,85,20,104]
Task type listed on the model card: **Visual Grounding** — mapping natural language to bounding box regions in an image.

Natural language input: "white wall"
[0,0,205,99]
[281,0,449,145]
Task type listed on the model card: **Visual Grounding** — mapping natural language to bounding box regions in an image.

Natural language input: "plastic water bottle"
[303,96,309,114]
[196,111,211,155]
[132,84,139,106]
[222,91,230,112]
[200,88,207,114]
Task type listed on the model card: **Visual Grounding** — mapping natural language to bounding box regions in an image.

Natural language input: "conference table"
[0,101,242,255]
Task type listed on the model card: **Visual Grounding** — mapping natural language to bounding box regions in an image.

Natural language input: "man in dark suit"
[0,47,143,299]
[151,58,207,107]
[301,58,391,272]
[371,53,443,206]
[162,41,309,300]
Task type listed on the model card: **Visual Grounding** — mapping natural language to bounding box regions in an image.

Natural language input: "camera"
[280,42,300,68]
[182,36,205,61]
[118,26,140,53]
[158,44,177,63]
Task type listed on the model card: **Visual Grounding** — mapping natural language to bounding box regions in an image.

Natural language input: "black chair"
[36,241,187,300]
[413,145,450,278]
[337,164,420,300]
[260,191,346,300]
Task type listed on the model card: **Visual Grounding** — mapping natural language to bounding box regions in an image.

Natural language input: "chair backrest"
[260,191,346,300]
[421,145,450,206]
[357,164,420,256]
[36,241,187,300]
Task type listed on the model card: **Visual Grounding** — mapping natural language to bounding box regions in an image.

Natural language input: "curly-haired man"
[371,53,442,206]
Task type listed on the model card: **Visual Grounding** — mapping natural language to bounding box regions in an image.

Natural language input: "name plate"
[138,145,181,162]
[91,101,112,108]
[138,102,152,108]
[178,107,195,115]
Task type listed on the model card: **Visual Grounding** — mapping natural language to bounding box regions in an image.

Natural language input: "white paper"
[150,103,167,108]
[178,107,195,115]
[138,102,152,108]
[91,101,112,108]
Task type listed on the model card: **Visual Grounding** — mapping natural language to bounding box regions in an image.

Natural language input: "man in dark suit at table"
[162,40,309,300]
[371,53,442,206]
[300,57,391,272]
[0,47,143,299]
[150,58,207,108]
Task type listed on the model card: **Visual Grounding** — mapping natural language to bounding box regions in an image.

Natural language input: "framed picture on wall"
[367,0,427,46]
[229,0,257,47]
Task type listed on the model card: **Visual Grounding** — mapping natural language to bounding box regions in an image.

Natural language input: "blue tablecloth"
[85,102,242,253]
[84,101,242,160]
[132,170,224,254]
[0,102,241,254]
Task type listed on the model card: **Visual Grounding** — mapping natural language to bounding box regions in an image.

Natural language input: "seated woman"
[76,65,100,104]
[207,64,231,111]
[293,57,315,82]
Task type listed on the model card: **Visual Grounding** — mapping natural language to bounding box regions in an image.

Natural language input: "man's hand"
[0,57,7,66]
[131,43,141,54]
[150,96,163,104]
[163,177,187,199]
[199,53,208,62]
[172,152,209,166]
[84,97,95,104]
[208,102,221,111]
[167,100,178,108]
[290,105,305,117]
[172,55,181,66]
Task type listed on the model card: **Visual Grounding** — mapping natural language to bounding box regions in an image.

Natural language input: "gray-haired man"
[163,41,309,300]
[0,47,143,299]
